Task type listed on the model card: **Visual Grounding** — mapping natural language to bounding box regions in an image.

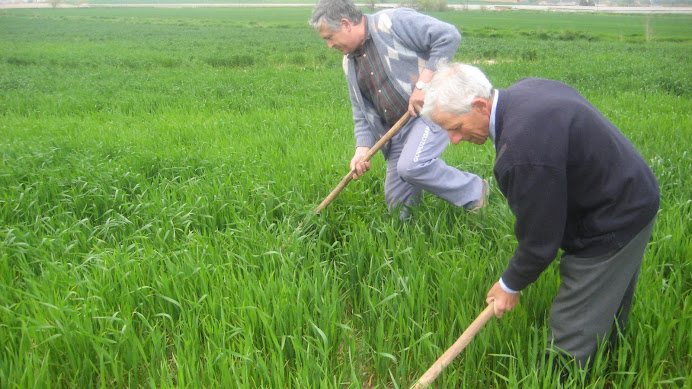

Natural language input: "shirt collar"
[489,89,499,145]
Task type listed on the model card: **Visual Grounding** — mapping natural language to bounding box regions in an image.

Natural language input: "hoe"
[314,112,410,213]
[410,302,495,388]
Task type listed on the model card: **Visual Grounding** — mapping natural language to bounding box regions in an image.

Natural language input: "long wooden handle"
[314,112,411,213]
[410,302,495,389]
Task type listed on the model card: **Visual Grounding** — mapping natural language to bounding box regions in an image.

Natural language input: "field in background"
[1,7,690,388]
[15,0,692,7]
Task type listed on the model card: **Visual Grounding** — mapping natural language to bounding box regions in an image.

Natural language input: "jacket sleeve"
[388,8,461,71]
[497,163,568,292]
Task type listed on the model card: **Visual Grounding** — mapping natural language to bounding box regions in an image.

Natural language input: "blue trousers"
[383,116,483,219]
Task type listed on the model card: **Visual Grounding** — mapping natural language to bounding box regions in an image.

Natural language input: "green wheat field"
[1,7,690,388]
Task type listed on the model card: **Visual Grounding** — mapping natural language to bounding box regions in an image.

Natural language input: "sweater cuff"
[426,57,445,72]
[355,133,377,149]
[499,278,520,294]
[426,52,457,71]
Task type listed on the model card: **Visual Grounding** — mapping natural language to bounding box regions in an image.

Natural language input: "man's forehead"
[318,23,335,38]
[431,110,458,124]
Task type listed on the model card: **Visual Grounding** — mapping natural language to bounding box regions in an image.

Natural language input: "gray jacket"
[342,8,461,158]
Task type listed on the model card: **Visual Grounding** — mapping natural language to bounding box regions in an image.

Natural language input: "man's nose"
[448,132,461,145]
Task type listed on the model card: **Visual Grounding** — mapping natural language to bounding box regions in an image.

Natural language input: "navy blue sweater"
[494,78,660,292]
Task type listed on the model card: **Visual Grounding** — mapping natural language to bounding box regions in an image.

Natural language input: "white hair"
[421,62,493,118]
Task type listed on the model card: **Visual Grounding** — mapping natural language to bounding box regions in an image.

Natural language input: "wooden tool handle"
[411,302,495,389]
[314,112,411,213]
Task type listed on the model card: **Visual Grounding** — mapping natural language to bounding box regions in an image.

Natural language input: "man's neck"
[355,16,367,50]
[489,89,499,145]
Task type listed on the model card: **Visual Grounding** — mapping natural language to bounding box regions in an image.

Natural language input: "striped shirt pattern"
[351,20,408,128]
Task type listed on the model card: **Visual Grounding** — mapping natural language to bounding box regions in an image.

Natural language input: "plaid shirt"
[350,19,408,128]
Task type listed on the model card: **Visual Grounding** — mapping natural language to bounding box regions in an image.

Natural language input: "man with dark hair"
[421,62,660,371]
[309,0,487,218]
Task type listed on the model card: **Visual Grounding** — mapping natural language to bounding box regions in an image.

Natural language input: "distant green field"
[1,7,690,388]
[66,0,575,5]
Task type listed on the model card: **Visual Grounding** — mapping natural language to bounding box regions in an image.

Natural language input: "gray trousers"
[548,217,656,368]
[383,116,483,218]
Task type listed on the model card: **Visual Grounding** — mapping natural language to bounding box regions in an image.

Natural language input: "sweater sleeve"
[497,163,568,292]
[388,9,460,71]
[343,57,377,148]
[350,88,377,148]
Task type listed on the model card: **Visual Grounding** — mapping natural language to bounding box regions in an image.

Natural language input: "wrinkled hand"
[408,88,425,117]
[486,282,520,318]
[350,147,371,180]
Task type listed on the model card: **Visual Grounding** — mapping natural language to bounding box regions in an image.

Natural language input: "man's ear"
[340,18,351,30]
[471,98,491,116]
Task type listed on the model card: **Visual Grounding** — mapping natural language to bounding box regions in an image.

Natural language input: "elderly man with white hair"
[421,62,660,373]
